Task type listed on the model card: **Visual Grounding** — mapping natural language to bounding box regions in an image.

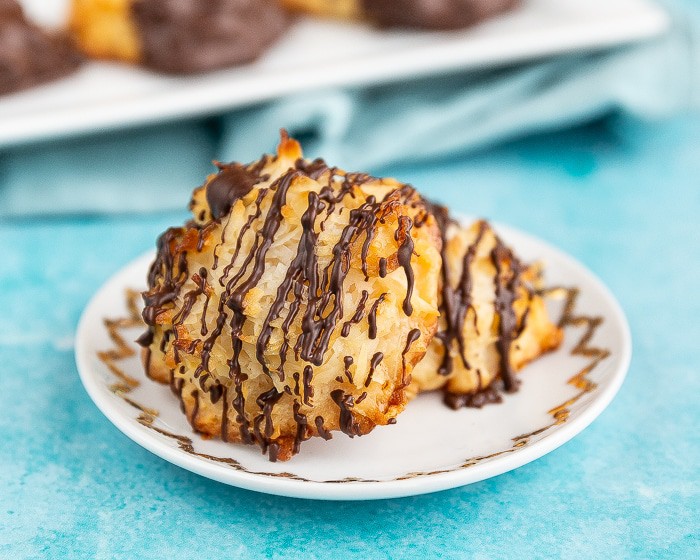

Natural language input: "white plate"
[75,220,631,500]
[3,0,668,148]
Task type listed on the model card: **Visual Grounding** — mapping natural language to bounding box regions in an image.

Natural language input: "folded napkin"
[1,0,698,218]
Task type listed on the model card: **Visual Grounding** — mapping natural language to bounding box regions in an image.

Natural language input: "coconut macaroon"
[409,208,563,407]
[69,0,289,73]
[138,133,442,461]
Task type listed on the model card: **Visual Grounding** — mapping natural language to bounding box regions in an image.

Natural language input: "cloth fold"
[1,1,698,218]
[221,12,699,169]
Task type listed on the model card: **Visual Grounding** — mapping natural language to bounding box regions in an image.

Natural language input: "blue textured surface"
[1,114,699,558]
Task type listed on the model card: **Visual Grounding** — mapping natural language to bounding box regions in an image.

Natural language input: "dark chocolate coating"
[205,162,261,220]
[131,0,291,74]
[361,0,520,30]
[0,0,22,18]
[0,0,81,96]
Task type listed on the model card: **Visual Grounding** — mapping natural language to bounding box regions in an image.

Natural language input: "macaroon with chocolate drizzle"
[69,0,290,74]
[409,207,563,406]
[139,132,442,461]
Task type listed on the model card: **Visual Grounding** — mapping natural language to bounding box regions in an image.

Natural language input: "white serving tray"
[2,0,668,147]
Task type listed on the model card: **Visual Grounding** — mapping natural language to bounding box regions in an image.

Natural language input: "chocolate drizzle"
[292,401,309,453]
[343,356,354,383]
[434,213,488,376]
[315,416,332,440]
[296,158,330,180]
[256,190,324,377]
[302,366,314,406]
[378,258,388,278]
[341,290,369,337]
[365,352,384,387]
[367,294,386,340]
[139,226,190,350]
[219,189,267,280]
[395,216,416,315]
[292,195,382,366]
[254,387,283,453]
[254,183,387,374]
[140,145,434,460]
[428,202,525,405]
[444,385,503,410]
[331,389,361,437]
[206,162,260,220]
[491,242,522,392]
[401,328,421,382]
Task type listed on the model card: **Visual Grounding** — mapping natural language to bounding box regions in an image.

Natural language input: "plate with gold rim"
[75,220,631,500]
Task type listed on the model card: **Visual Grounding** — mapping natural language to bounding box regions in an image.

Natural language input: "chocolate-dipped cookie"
[69,0,290,73]
[0,0,81,95]
[282,0,519,30]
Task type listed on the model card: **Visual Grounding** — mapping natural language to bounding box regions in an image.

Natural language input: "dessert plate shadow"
[75,220,631,500]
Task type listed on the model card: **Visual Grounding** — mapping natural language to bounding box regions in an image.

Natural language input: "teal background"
[1,114,698,558]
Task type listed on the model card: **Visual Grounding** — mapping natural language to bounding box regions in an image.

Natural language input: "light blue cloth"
[1,122,217,216]
[220,20,699,169]
[1,1,698,217]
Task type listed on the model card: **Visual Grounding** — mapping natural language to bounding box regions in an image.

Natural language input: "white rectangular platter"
[0,0,669,147]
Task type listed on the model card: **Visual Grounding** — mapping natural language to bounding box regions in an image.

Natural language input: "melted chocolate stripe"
[142,227,188,327]
[364,352,384,387]
[401,328,421,383]
[206,171,296,452]
[294,195,381,366]
[229,338,252,444]
[435,217,488,376]
[395,216,416,316]
[226,170,298,314]
[302,365,314,406]
[341,290,369,337]
[343,356,354,383]
[255,387,283,446]
[255,190,324,377]
[331,389,361,437]
[367,293,386,340]
[292,401,309,453]
[315,416,332,440]
[220,189,267,286]
[220,386,229,441]
[491,239,523,392]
